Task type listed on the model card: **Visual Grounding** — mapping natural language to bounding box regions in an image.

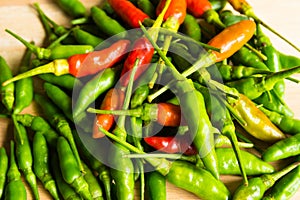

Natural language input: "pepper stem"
[87,107,142,116]
[2,59,69,87]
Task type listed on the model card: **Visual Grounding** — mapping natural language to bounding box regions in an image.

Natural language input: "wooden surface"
[1,0,300,199]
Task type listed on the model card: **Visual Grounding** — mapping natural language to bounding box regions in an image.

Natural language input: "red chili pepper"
[186,0,212,18]
[108,0,150,28]
[156,0,187,25]
[156,102,182,127]
[144,136,197,155]
[2,40,131,86]
[93,88,125,138]
[208,19,256,62]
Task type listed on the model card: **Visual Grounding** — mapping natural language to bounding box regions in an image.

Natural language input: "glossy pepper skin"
[57,136,92,200]
[4,141,27,200]
[146,171,166,200]
[232,93,286,142]
[186,0,212,17]
[262,133,300,162]
[108,0,150,28]
[156,0,187,26]
[0,56,14,113]
[56,0,87,17]
[0,147,8,199]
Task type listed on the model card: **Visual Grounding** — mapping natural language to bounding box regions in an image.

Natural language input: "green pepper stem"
[11,114,24,145]
[2,59,69,87]
[244,43,267,61]
[87,107,141,117]
[123,153,198,163]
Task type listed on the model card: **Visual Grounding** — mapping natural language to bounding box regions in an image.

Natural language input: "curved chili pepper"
[180,13,201,41]
[13,121,40,200]
[226,66,300,100]
[72,27,104,48]
[4,141,27,200]
[231,93,285,142]
[220,9,249,27]
[32,132,60,200]
[55,0,87,17]
[278,50,300,69]
[108,0,150,28]
[13,46,33,114]
[38,73,79,91]
[146,171,166,200]
[93,88,125,138]
[232,162,300,200]
[262,133,300,162]
[0,56,14,113]
[137,0,156,19]
[2,39,130,86]
[0,147,8,199]
[57,136,92,200]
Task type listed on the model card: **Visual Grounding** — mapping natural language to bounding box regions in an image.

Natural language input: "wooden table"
[1,0,300,199]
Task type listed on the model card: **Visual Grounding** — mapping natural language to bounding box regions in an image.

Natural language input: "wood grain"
[1,0,300,199]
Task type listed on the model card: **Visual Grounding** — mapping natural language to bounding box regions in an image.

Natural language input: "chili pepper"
[15,114,59,148]
[226,66,300,100]
[227,0,300,52]
[0,56,14,113]
[180,14,201,41]
[232,161,300,200]
[57,136,92,200]
[44,82,73,121]
[277,50,300,69]
[130,84,150,108]
[99,123,231,200]
[32,132,60,200]
[82,162,104,200]
[1,39,130,87]
[0,147,8,199]
[146,171,166,200]
[51,150,82,200]
[254,90,294,117]
[262,132,300,162]
[92,88,125,138]
[119,0,171,87]
[34,93,84,172]
[73,66,121,122]
[209,0,227,11]
[259,106,300,135]
[108,59,140,200]
[4,140,27,200]
[72,129,112,200]
[90,6,127,38]
[72,27,104,48]
[6,29,93,60]
[108,0,150,28]
[55,0,87,17]
[13,120,40,200]
[186,0,225,28]
[263,157,300,200]
[38,73,80,91]
[220,9,249,27]
[137,0,156,19]
[231,93,286,142]
[13,46,33,114]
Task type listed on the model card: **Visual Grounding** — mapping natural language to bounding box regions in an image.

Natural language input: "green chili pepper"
[262,132,300,162]
[55,0,87,18]
[13,46,33,114]
[277,50,300,69]
[226,66,300,100]
[137,0,156,19]
[0,147,8,199]
[4,140,27,200]
[91,6,127,38]
[263,157,300,200]
[15,114,59,148]
[73,67,120,121]
[34,93,83,172]
[254,90,294,117]
[180,14,201,41]
[259,106,300,135]
[232,161,300,200]
[44,82,73,121]
[0,56,14,113]
[146,171,166,200]
[51,151,82,200]
[38,73,80,91]
[231,46,269,70]
[209,0,227,11]
[82,162,104,200]
[72,27,104,48]
[72,129,112,200]
[13,120,40,200]
[32,132,60,200]
[6,29,93,60]
[57,136,92,200]
[220,10,249,27]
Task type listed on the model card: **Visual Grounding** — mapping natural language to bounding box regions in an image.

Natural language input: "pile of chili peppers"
[1,0,300,199]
